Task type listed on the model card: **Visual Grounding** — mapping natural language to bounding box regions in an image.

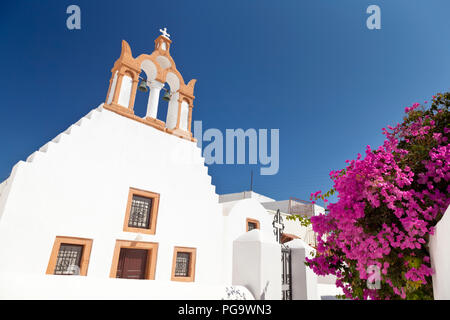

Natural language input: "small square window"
[246,218,260,232]
[54,244,83,275]
[171,247,196,282]
[46,236,93,276]
[174,252,191,277]
[123,188,160,234]
[128,195,152,229]
[248,222,258,231]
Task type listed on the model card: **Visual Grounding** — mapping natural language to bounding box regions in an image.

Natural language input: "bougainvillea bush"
[307,93,450,300]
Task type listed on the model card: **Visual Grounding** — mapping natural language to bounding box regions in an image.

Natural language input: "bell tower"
[154,27,172,53]
[105,41,141,114]
[104,28,197,142]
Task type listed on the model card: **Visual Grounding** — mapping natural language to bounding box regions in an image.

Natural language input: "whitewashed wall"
[0,105,225,293]
[223,198,274,283]
[232,230,281,300]
[285,239,319,300]
[219,191,275,204]
[0,272,254,300]
[222,198,274,284]
[429,205,450,300]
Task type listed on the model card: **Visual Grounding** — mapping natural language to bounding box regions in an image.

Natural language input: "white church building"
[0,30,341,300]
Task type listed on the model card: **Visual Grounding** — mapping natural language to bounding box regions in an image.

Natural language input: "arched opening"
[132,59,186,130]
[133,74,148,117]
[117,71,134,108]
[164,72,180,129]
[133,60,158,117]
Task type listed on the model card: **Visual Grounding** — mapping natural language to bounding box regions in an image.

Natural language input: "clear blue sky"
[0,0,449,203]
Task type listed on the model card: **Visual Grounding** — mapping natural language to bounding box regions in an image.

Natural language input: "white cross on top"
[159,27,170,39]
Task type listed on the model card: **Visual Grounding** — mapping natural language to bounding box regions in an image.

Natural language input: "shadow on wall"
[260,281,270,300]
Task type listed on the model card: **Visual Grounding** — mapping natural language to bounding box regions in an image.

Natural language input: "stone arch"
[165,72,181,129]
[136,53,186,88]
[156,55,171,70]
[161,67,185,89]
[140,59,157,81]
[165,72,180,92]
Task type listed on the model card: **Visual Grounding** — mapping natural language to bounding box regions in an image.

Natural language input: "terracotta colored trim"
[105,38,198,141]
[175,99,182,129]
[246,218,260,232]
[123,187,160,235]
[167,128,193,140]
[109,240,159,280]
[282,232,299,239]
[144,116,166,131]
[171,246,196,282]
[46,236,93,276]
[127,77,139,112]
[187,105,193,133]
[104,103,134,120]
[106,40,141,111]
[281,233,300,244]
[103,104,195,142]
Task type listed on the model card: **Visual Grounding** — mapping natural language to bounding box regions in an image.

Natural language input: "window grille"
[248,222,258,231]
[174,252,191,277]
[54,244,83,275]
[128,195,152,229]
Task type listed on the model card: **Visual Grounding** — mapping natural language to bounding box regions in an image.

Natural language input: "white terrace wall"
[285,239,319,300]
[232,230,281,300]
[0,273,254,300]
[219,191,275,204]
[222,198,274,284]
[261,201,325,217]
[0,105,225,291]
[429,205,450,300]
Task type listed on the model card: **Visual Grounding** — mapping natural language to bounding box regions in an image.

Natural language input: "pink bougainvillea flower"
[305,93,450,300]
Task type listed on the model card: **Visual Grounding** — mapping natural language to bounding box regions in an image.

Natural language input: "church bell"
[162,90,171,101]
[138,79,148,93]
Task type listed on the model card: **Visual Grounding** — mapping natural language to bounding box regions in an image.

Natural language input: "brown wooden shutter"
[116,248,148,279]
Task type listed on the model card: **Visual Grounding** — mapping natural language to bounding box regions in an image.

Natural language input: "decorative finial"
[159,27,170,39]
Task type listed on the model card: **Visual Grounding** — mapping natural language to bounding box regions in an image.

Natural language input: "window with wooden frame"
[110,240,158,280]
[171,247,196,282]
[246,218,260,232]
[123,187,160,234]
[46,236,93,276]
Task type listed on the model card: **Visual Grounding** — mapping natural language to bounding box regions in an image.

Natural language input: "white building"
[0,31,339,300]
[219,190,342,299]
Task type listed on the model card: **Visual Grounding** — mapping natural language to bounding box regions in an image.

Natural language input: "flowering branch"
[305,93,450,300]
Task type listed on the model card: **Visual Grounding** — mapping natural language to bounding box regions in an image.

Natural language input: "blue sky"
[0,0,449,203]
